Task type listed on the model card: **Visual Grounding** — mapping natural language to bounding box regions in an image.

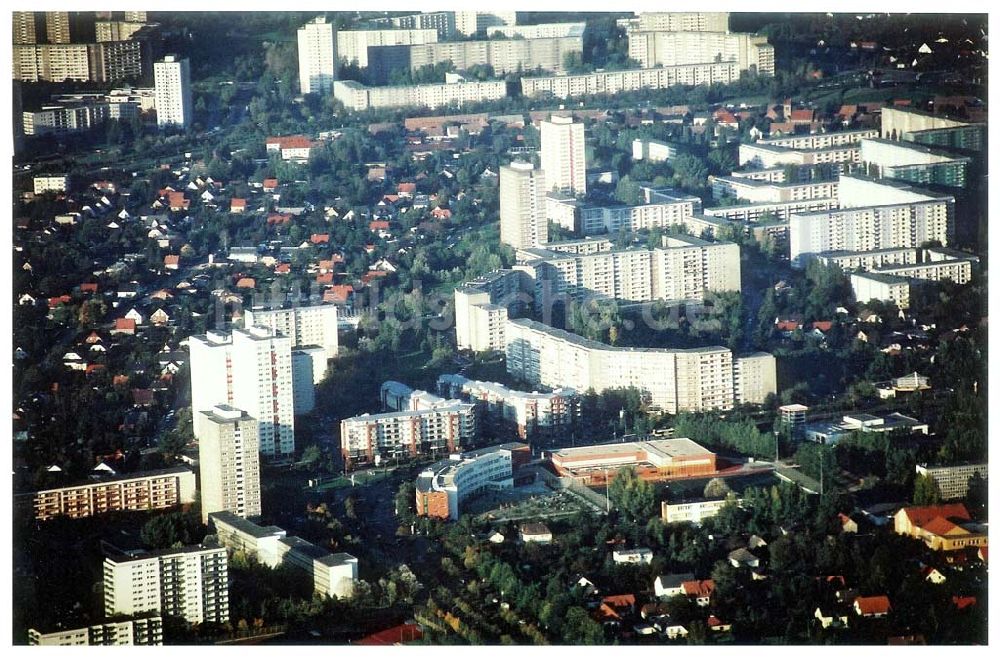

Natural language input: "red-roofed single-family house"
[854,595,891,618]
[262,178,278,192]
[164,254,180,270]
[397,182,416,197]
[310,233,330,244]
[431,207,452,220]
[265,135,314,161]
[230,198,247,213]
[167,191,189,211]
[80,282,99,294]
[112,318,136,335]
[235,277,255,289]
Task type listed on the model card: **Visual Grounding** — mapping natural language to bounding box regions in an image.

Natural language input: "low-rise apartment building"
[662,497,739,524]
[851,272,912,309]
[739,141,862,169]
[914,464,988,501]
[894,503,987,551]
[28,616,163,646]
[340,405,477,469]
[710,176,838,204]
[30,467,196,521]
[209,511,359,599]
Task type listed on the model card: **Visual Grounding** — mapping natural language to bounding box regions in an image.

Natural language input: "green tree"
[608,465,655,521]
[913,473,942,505]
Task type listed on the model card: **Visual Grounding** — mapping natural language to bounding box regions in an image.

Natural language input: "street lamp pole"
[603,467,610,513]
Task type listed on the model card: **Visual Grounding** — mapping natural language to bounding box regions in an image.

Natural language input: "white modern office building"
[153,55,191,129]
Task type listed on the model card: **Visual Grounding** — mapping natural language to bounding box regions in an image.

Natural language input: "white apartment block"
[561,192,701,235]
[628,31,774,75]
[29,616,163,646]
[504,319,776,414]
[711,176,838,204]
[13,12,37,44]
[33,174,69,195]
[814,247,920,271]
[545,237,616,255]
[13,44,90,82]
[154,55,192,129]
[297,17,338,95]
[406,35,583,75]
[387,12,456,39]
[189,328,295,458]
[915,464,988,501]
[340,404,477,468]
[95,20,148,42]
[851,272,911,309]
[197,405,261,525]
[880,107,977,140]
[31,467,196,521]
[45,11,71,43]
[455,11,517,36]
[874,258,974,285]
[488,22,585,39]
[500,162,547,250]
[837,173,950,209]
[757,129,878,150]
[631,12,731,33]
[788,193,954,267]
[633,138,679,162]
[245,303,339,358]
[103,545,229,625]
[438,374,578,440]
[210,512,358,599]
[517,235,740,306]
[335,27,438,68]
[738,142,861,168]
[454,288,508,352]
[520,62,741,100]
[860,138,971,187]
[332,79,506,112]
[540,115,587,196]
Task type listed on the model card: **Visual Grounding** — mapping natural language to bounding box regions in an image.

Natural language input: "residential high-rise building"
[455,10,517,36]
[860,138,971,188]
[628,30,773,75]
[633,12,730,33]
[540,115,587,196]
[153,55,191,129]
[13,44,90,82]
[124,11,148,22]
[189,327,295,458]
[13,12,37,44]
[29,616,163,646]
[103,544,229,626]
[297,16,338,95]
[245,303,339,358]
[500,162,547,250]
[197,405,261,524]
[45,11,72,44]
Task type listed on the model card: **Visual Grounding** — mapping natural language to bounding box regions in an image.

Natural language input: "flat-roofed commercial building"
[860,138,971,188]
[549,438,716,484]
[521,63,741,100]
[505,319,776,413]
[804,412,928,445]
[438,374,578,440]
[28,616,163,646]
[415,442,531,519]
[30,467,196,521]
[914,464,988,501]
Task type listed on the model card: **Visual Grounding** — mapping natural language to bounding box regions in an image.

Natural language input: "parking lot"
[469,486,594,522]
